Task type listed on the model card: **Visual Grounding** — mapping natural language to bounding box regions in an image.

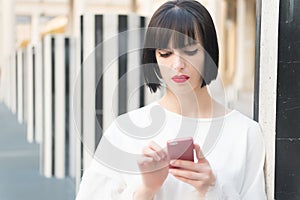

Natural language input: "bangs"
[146,8,200,49]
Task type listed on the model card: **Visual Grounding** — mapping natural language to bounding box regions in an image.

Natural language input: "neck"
[159,86,214,118]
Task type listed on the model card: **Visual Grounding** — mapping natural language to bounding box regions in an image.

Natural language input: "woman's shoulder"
[100,103,160,153]
[115,101,161,127]
[224,110,263,144]
[226,109,260,129]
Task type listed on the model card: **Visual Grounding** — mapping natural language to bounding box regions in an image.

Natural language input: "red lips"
[171,75,190,83]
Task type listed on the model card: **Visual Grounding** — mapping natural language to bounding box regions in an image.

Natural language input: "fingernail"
[170,160,176,165]
[169,169,174,174]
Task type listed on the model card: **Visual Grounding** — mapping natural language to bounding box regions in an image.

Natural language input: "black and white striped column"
[80,14,151,172]
[41,35,76,179]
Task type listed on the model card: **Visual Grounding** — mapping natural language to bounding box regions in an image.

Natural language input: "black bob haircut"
[142,0,219,93]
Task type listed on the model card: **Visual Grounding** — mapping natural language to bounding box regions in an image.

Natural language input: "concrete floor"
[0,103,75,200]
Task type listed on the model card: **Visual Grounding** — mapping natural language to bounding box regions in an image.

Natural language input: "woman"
[76,0,266,199]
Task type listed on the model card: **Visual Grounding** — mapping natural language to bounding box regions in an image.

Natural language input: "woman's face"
[155,41,205,94]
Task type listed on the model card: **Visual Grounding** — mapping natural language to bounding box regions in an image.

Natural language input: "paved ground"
[0,103,75,200]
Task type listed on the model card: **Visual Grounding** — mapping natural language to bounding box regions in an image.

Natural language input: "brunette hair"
[142,0,219,93]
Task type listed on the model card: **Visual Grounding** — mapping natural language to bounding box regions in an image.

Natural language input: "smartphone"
[167,137,194,162]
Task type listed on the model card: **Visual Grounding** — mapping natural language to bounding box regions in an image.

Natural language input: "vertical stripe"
[127,14,141,112]
[139,17,146,108]
[118,15,128,115]
[26,45,34,143]
[35,42,43,143]
[103,14,119,131]
[22,50,27,123]
[10,57,13,109]
[54,35,66,178]
[95,15,103,148]
[12,52,17,114]
[79,15,84,179]
[65,37,70,177]
[77,15,84,181]
[17,50,23,124]
[15,53,18,117]
[254,0,262,122]
[258,0,280,198]
[40,41,45,175]
[51,37,55,176]
[32,47,36,142]
[21,50,24,123]
[69,36,77,178]
[83,13,95,170]
[43,35,53,177]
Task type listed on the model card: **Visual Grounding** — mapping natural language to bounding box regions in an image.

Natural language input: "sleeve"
[75,159,135,200]
[203,122,267,200]
[76,122,137,200]
[239,123,267,200]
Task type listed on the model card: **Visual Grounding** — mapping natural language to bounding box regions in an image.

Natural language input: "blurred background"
[0,0,258,199]
[2,0,257,115]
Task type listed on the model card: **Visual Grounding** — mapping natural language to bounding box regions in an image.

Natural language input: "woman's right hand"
[134,141,169,200]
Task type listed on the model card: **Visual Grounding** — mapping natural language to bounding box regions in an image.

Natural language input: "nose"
[172,53,185,71]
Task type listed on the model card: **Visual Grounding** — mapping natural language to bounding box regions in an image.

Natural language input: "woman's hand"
[169,143,216,197]
[135,141,169,200]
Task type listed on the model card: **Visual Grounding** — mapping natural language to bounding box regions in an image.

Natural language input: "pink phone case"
[167,137,194,161]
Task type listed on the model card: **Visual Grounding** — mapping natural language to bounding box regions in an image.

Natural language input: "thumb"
[194,143,205,161]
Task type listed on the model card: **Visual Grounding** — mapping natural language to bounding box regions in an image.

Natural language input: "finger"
[137,156,154,166]
[170,175,206,191]
[148,141,167,159]
[142,147,162,161]
[194,144,205,161]
[170,159,208,172]
[169,168,207,181]
[137,155,169,173]
[171,175,194,185]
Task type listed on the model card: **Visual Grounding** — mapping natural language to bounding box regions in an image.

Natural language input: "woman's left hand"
[169,143,216,197]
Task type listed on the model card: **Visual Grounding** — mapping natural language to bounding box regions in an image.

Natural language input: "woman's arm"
[76,158,136,200]
[76,122,138,200]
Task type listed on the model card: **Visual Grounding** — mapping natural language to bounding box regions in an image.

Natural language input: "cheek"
[156,57,169,68]
[156,56,172,74]
[158,64,171,78]
[188,56,205,75]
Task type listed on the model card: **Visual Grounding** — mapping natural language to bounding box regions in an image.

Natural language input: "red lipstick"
[171,75,190,83]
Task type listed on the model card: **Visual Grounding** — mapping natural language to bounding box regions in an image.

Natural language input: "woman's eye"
[183,49,198,56]
[159,52,172,58]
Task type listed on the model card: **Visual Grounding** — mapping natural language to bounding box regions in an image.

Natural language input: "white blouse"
[76,102,267,200]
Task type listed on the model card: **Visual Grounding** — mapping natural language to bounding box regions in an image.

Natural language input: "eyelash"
[158,49,198,58]
[159,52,172,58]
[184,49,198,56]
